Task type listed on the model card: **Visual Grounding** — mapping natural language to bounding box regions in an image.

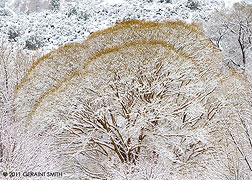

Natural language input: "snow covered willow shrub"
[14,20,252,179]
[0,39,61,180]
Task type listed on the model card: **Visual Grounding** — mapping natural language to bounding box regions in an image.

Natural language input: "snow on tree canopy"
[13,20,252,179]
[14,20,221,128]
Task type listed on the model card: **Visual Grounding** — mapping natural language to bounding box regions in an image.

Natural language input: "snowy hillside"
[0,0,226,52]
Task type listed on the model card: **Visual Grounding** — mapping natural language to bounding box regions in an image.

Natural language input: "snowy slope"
[0,0,228,52]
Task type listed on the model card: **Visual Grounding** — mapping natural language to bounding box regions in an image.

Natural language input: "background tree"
[217,69,252,179]
[205,2,252,70]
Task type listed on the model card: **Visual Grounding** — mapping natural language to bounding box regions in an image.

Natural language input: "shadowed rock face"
[14,20,222,128]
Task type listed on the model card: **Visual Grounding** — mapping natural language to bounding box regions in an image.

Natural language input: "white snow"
[223,0,241,7]
[103,0,125,5]
[223,0,252,7]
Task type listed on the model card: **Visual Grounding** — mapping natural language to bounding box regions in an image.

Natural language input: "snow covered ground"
[0,0,228,52]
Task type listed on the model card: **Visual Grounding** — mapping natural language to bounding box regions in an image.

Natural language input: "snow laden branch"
[205,2,252,70]
[0,38,61,179]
